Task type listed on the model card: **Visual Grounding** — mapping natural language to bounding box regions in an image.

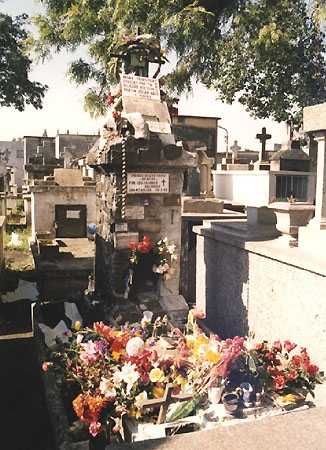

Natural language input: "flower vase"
[208,386,223,405]
[222,390,241,415]
[89,429,110,450]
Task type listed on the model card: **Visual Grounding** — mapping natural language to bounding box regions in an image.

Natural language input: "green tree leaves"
[0,13,48,110]
[30,0,326,123]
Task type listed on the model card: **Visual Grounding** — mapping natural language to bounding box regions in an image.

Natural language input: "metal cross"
[139,383,193,424]
[256,127,271,162]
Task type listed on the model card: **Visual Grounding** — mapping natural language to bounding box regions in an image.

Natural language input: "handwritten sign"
[127,173,169,194]
[121,74,160,101]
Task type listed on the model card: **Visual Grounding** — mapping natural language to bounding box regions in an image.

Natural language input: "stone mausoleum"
[87,72,197,319]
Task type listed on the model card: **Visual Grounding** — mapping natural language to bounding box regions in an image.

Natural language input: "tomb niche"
[87,34,197,320]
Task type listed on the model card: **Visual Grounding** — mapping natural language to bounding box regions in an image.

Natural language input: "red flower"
[291,355,301,366]
[128,242,136,251]
[300,347,309,358]
[267,365,280,376]
[284,340,297,352]
[112,110,120,120]
[106,91,115,105]
[192,307,206,319]
[306,364,319,376]
[273,375,286,390]
[272,340,282,352]
[286,369,298,381]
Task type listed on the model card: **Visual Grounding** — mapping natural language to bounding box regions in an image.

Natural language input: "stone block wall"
[195,224,326,369]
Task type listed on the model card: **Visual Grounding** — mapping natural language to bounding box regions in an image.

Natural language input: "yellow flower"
[173,375,187,389]
[127,406,141,419]
[281,394,296,404]
[152,386,165,398]
[205,350,221,364]
[186,336,195,348]
[150,368,165,383]
[112,349,125,361]
[74,321,81,331]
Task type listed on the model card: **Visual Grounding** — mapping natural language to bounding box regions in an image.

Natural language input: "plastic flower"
[126,337,145,357]
[149,368,165,383]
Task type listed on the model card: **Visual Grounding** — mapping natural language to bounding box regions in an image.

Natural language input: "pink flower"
[272,340,282,352]
[291,355,301,366]
[273,375,286,390]
[284,340,297,352]
[192,307,206,319]
[286,369,298,381]
[80,341,99,363]
[89,422,104,437]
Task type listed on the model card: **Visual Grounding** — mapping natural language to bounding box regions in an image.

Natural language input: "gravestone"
[87,40,196,317]
[256,127,271,162]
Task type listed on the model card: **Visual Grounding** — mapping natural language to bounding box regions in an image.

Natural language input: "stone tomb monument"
[300,102,326,252]
[87,69,197,319]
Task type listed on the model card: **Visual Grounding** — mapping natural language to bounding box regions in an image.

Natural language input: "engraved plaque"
[125,206,145,219]
[127,173,169,194]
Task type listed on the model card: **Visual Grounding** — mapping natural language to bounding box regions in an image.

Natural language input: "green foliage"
[30,0,326,123]
[0,13,48,110]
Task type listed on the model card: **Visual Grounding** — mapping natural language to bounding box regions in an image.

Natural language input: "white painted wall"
[31,187,96,239]
[213,170,315,207]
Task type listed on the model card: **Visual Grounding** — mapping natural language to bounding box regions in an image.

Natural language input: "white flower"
[163,263,169,271]
[76,334,83,344]
[112,370,123,387]
[99,377,117,398]
[126,337,145,357]
[134,391,148,407]
[121,362,140,393]
[154,265,165,274]
[167,244,176,254]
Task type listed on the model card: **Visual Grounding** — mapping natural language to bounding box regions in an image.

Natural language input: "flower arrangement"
[125,236,177,297]
[42,313,323,443]
[243,339,322,406]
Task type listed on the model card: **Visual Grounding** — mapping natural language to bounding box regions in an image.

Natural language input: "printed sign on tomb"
[121,74,160,101]
[127,173,169,194]
[146,121,171,134]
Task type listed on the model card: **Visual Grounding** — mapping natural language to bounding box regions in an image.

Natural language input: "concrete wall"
[194,223,326,370]
[0,141,24,187]
[55,134,99,160]
[213,170,315,207]
[31,187,96,238]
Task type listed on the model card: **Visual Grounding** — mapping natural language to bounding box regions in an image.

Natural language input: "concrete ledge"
[109,405,326,450]
[193,220,326,277]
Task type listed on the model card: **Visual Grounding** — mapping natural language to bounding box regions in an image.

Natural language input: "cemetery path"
[0,337,54,450]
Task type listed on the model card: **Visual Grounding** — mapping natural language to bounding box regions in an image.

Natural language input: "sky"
[0,0,289,152]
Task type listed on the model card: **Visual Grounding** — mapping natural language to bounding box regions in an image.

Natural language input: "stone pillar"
[299,103,326,252]
[309,131,326,229]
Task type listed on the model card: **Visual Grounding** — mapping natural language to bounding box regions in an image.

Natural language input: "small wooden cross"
[256,127,271,162]
[139,383,193,424]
